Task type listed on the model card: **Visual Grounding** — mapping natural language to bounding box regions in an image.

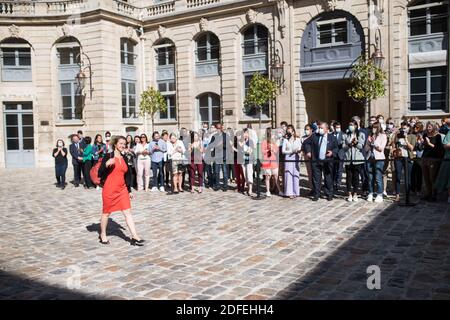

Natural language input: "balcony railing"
[0,0,239,19]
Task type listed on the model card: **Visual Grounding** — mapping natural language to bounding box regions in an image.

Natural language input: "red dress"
[102,156,131,214]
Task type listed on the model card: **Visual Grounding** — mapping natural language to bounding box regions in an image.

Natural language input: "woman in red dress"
[98,136,144,246]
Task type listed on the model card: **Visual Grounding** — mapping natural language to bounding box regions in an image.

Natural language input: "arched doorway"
[300,10,365,126]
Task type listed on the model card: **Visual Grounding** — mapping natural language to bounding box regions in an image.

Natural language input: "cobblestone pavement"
[0,167,449,300]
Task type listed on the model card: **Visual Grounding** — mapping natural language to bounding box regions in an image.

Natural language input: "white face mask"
[379,119,385,124]
[305,130,311,136]
[57,142,63,147]
[318,128,325,136]
[372,128,377,134]
[349,126,355,133]
[335,128,341,133]
[381,124,387,131]
[388,124,394,130]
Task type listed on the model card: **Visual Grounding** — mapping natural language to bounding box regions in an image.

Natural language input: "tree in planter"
[139,86,167,131]
[347,56,387,123]
[243,72,278,199]
[244,72,278,130]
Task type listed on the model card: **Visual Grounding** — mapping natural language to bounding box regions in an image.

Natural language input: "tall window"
[1,38,32,82]
[122,81,136,118]
[61,82,83,120]
[56,37,82,120]
[156,40,175,66]
[242,24,269,118]
[158,80,176,120]
[120,38,135,65]
[198,93,220,126]
[410,67,448,111]
[317,18,348,45]
[409,0,448,36]
[196,33,219,62]
[243,25,268,55]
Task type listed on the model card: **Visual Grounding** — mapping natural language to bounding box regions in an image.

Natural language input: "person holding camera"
[82,136,95,189]
[53,139,68,189]
[92,134,107,166]
[261,127,281,197]
[421,121,444,202]
[391,122,416,202]
[342,120,365,202]
[365,122,387,203]
[149,131,167,192]
[167,133,187,194]
[188,131,205,194]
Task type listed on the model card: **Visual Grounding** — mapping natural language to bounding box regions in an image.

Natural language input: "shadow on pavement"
[274,202,450,300]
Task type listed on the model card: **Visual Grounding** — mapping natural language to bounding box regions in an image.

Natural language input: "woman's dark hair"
[190,131,200,143]
[94,134,103,145]
[265,127,272,140]
[55,139,65,147]
[110,136,127,151]
[372,122,383,135]
[152,131,159,139]
[140,134,148,143]
[134,135,140,142]
[84,136,92,145]
[126,135,133,142]
[286,125,296,137]
[105,131,111,137]
[349,120,359,133]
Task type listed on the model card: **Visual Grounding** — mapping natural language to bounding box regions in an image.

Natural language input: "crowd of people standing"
[52,116,450,204]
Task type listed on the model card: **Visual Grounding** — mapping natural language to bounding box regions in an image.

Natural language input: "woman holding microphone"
[98,136,144,246]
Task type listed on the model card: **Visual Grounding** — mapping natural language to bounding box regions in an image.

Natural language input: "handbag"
[392,148,403,159]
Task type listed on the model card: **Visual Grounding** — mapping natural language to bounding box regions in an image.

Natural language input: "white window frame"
[122,81,137,119]
[408,0,448,37]
[316,17,348,46]
[409,66,448,112]
[60,81,83,120]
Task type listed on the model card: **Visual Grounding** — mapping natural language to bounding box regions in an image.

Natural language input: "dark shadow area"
[86,218,131,243]
[0,270,107,300]
[274,200,450,300]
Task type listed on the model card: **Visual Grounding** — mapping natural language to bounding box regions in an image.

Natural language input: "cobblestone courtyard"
[0,168,449,300]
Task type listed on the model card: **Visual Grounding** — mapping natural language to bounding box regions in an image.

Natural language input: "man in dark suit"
[305,122,339,201]
[332,121,345,191]
[207,123,232,192]
[70,134,84,187]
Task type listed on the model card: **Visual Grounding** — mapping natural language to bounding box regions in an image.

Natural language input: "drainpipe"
[448,3,450,113]
[139,26,147,135]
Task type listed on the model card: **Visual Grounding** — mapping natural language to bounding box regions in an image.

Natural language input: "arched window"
[195,32,220,77]
[196,32,219,62]
[241,24,269,118]
[408,0,448,112]
[242,24,268,55]
[198,93,220,127]
[55,36,82,120]
[155,39,176,120]
[120,38,136,66]
[0,38,31,82]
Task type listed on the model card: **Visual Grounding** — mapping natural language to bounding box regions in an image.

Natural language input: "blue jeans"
[214,162,228,189]
[394,158,413,195]
[368,160,384,195]
[55,162,68,186]
[151,161,164,188]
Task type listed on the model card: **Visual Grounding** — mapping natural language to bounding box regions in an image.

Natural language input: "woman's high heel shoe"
[130,238,145,246]
[98,236,110,245]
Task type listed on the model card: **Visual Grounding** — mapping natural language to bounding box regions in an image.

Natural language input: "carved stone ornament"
[320,0,338,12]
[246,9,257,24]
[126,26,135,38]
[199,17,208,32]
[9,24,21,38]
[61,23,73,36]
[158,25,166,38]
[277,0,287,38]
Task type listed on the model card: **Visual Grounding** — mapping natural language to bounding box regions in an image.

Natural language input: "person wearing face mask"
[342,120,365,202]
[304,122,338,202]
[391,122,416,202]
[365,122,387,202]
[369,116,377,129]
[382,118,397,196]
[301,124,314,194]
[439,117,450,135]
[282,125,302,199]
[410,122,424,196]
[332,122,345,191]
[53,139,68,189]
[435,123,450,204]
[421,121,444,202]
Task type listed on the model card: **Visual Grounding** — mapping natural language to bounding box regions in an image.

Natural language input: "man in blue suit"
[332,121,345,191]
[305,122,339,201]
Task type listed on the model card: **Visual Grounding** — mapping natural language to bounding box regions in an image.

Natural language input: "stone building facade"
[0,0,448,168]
